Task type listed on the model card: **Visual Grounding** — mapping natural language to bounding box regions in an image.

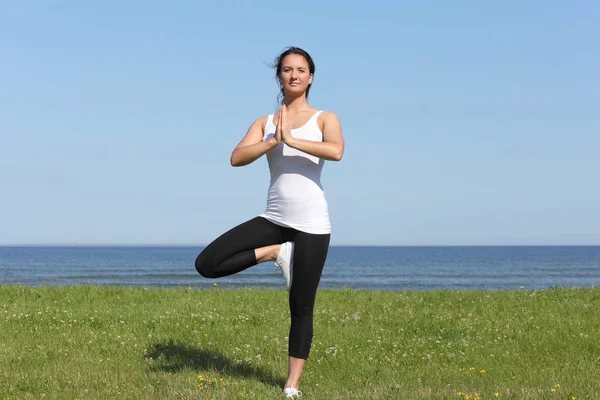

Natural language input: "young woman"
[195,46,344,398]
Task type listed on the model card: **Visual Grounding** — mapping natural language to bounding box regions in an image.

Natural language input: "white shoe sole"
[275,241,294,291]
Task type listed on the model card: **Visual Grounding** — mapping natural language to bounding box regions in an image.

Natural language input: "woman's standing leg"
[284,231,331,390]
[195,217,285,278]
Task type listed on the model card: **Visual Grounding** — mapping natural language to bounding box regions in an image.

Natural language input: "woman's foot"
[283,387,302,398]
[275,241,295,291]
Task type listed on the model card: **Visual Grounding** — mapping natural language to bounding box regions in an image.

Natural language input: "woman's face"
[279,54,313,96]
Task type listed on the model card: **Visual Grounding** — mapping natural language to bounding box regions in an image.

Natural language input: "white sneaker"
[283,387,302,398]
[275,241,294,292]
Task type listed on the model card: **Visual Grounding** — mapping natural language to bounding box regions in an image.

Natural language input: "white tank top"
[258,110,331,234]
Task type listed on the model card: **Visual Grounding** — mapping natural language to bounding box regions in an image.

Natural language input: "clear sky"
[1,1,599,246]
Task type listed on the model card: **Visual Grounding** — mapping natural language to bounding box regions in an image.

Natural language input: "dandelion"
[198,375,204,381]
[494,393,500,397]
[480,369,486,374]
[213,283,218,287]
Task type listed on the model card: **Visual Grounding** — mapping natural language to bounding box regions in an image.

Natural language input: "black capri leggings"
[195,216,331,359]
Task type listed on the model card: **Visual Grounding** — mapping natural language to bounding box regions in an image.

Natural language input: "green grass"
[1,285,599,399]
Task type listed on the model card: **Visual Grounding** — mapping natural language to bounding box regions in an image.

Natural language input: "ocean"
[1,246,599,291]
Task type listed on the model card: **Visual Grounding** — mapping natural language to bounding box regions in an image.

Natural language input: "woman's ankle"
[284,380,300,389]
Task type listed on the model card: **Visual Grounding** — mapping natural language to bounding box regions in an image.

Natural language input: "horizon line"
[1,243,599,247]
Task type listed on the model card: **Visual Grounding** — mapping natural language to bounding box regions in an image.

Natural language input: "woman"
[195,46,344,398]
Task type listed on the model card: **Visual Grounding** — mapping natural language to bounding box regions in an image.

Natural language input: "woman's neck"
[283,95,310,112]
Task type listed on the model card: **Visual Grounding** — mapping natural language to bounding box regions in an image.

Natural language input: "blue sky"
[1,1,599,246]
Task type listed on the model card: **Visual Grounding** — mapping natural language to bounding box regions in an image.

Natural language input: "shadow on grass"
[145,339,285,388]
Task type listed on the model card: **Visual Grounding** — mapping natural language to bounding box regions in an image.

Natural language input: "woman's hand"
[279,105,293,144]
[273,107,282,144]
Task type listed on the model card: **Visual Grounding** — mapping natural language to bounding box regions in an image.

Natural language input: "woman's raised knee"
[195,252,217,278]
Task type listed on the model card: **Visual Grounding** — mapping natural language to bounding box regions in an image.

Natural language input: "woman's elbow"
[230,152,243,167]
[332,148,344,161]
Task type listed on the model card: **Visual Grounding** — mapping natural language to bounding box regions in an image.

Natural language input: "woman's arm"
[283,110,344,162]
[230,116,280,167]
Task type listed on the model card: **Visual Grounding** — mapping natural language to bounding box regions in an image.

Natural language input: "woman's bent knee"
[195,251,217,278]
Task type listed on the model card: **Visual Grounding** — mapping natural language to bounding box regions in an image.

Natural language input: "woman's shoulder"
[313,110,340,134]
[316,110,342,126]
[315,109,339,118]
[247,114,272,130]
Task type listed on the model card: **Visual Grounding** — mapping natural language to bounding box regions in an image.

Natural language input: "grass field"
[1,285,599,399]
